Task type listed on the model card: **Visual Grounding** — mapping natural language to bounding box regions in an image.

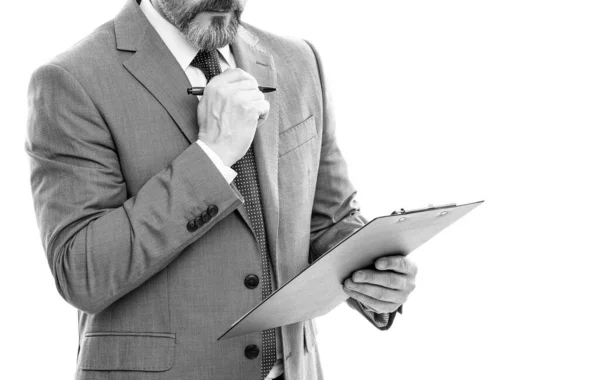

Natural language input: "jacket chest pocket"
[278,115,320,212]
[78,332,176,372]
[278,115,318,158]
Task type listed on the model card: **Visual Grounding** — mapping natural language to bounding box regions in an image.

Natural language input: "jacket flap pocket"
[279,115,317,158]
[79,332,175,372]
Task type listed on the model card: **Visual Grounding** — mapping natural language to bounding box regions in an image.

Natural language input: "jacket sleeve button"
[207,205,219,217]
[186,220,198,232]
[201,211,211,223]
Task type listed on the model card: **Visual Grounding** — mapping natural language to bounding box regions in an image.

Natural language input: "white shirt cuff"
[196,140,237,184]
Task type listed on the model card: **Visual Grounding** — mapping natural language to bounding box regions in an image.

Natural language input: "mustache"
[185,0,243,17]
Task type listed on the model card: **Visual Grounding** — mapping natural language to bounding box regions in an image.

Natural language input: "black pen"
[187,86,277,96]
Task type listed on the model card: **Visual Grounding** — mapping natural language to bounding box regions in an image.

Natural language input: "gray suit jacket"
[25,0,397,378]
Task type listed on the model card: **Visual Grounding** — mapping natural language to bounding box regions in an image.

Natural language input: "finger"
[342,287,399,314]
[253,99,270,120]
[238,88,266,102]
[215,67,255,84]
[375,255,418,275]
[344,278,404,303]
[205,80,257,99]
[352,269,404,290]
[234,88,265,102]
[230,78,260,92]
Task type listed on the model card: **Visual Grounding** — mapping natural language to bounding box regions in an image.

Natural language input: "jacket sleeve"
[303,41,400,330]
[25,63,243,315]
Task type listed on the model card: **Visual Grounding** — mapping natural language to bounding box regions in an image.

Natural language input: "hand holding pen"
[194,68,271,167]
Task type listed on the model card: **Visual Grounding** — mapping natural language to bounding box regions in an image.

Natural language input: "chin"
[181,9,240,50]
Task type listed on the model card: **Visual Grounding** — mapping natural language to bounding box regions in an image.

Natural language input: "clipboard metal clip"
[391,203,457,216]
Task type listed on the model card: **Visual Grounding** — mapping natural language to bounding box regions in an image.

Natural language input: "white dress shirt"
[140,1,284,378]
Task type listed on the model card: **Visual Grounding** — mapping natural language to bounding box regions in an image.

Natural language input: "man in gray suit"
[25,0,417,379]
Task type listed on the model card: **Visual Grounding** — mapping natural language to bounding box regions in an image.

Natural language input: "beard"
[154,0,244,51]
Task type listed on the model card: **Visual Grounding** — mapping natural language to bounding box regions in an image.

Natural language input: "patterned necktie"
[191,50,277,380]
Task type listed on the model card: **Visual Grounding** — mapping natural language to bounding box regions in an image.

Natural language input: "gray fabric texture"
[25,0,396,379]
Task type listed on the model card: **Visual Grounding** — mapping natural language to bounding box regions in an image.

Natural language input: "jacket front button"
[244,274,260,289]
[245,344,260,359]
[186,220,198,232]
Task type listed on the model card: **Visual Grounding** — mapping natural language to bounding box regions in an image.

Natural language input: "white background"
[2,0,599,378]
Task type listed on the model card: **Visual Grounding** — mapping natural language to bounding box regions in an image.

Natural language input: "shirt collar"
[139,0,235,71]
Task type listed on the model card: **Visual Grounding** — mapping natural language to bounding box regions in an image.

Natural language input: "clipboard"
[218,200,484,340]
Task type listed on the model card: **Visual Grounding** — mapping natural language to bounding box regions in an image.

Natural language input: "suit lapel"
[115,1,281,283]
[232,26,281,281]
[116,1,199,144]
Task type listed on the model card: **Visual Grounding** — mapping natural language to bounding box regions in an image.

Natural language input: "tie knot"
[190,50,222,82]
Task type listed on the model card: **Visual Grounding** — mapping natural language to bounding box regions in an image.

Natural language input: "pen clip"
[391,203,457,215]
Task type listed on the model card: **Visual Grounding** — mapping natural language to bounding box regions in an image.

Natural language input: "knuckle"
[231,94,244,108]
[241,102,253,113]
[204,84,217,95]
[409,280,416,292]
[215,85,228,97]
[396,256,407,271]
[402,276,409,290]
[395,276,405,290]
[385,274,394,288]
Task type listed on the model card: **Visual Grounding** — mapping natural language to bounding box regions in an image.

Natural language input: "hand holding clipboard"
[219,200,484,340]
